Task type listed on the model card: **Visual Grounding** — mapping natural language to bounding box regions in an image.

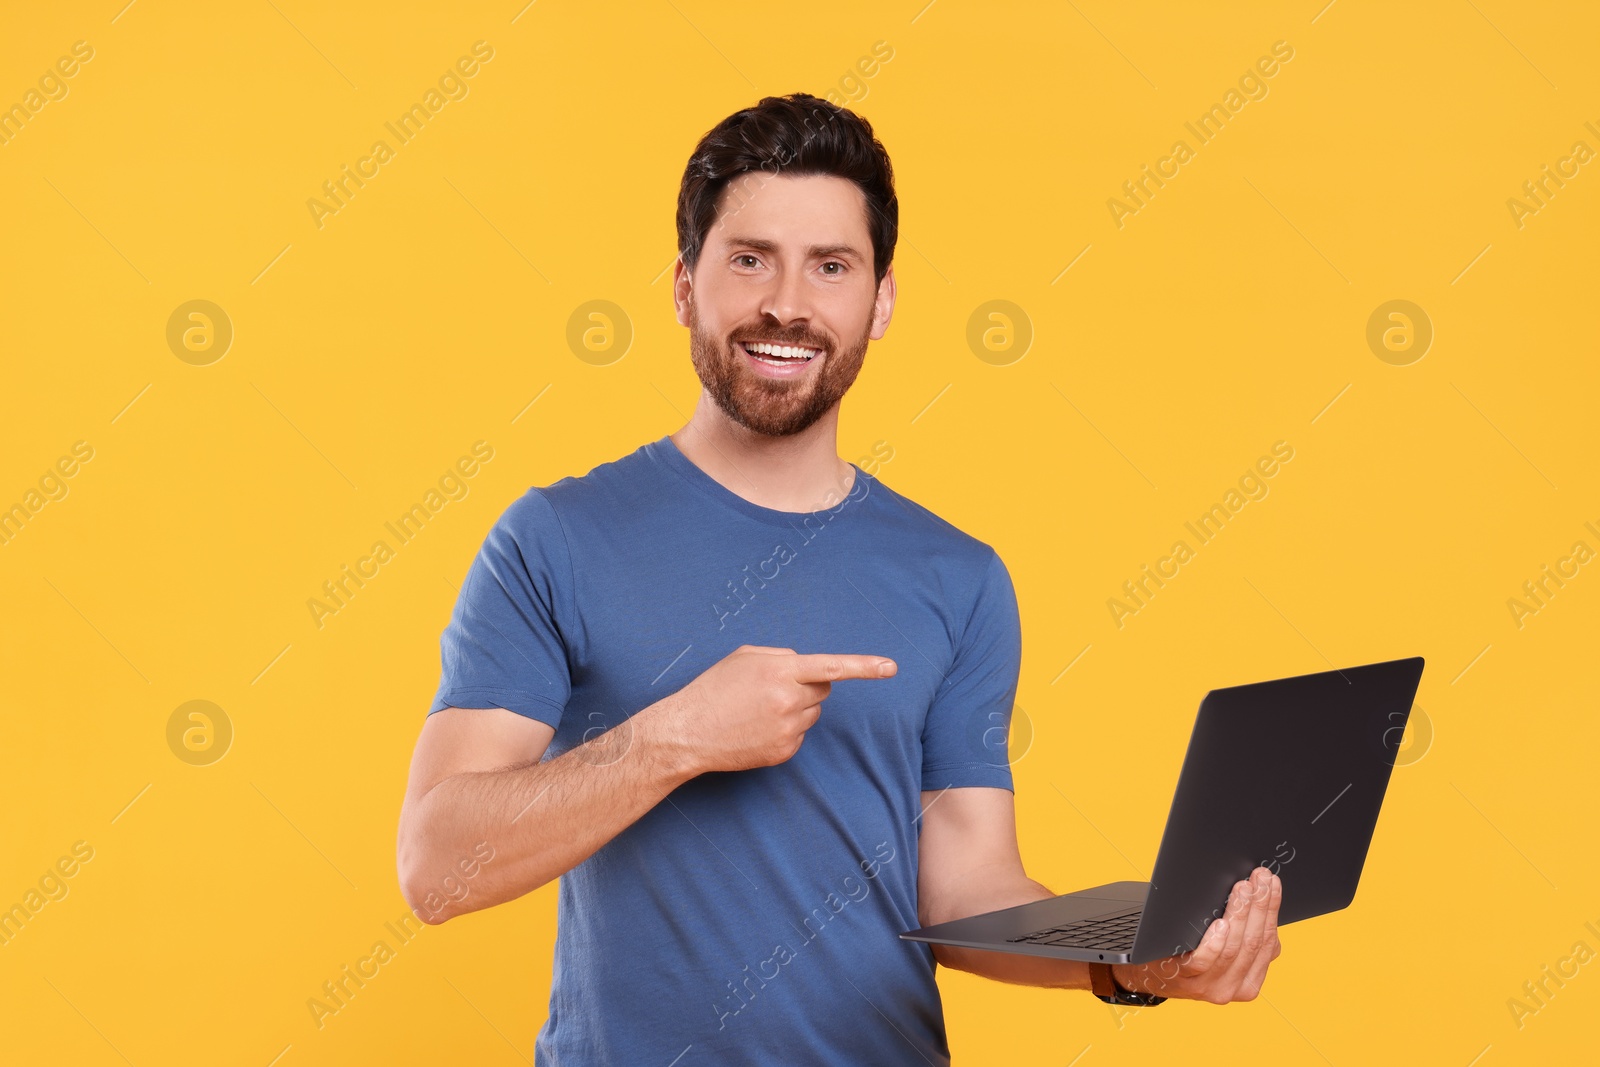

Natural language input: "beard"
[687,305,872,438]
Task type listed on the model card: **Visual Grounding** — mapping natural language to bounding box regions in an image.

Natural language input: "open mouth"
[739,340,822,366]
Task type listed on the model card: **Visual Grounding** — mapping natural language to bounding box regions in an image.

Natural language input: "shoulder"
[469,445,659,599]
[861,468,1002,577]
[857,469,1014,637]
[494,439,658,535]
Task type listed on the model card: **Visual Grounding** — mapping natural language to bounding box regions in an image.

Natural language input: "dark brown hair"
[676,93,897,284]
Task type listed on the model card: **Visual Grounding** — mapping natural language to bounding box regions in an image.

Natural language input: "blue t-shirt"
[429,434,1022,1065]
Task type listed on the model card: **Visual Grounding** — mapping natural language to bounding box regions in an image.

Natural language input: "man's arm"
[398,646,898,924]
[916,786,1282,1003]
[397,700,698,924]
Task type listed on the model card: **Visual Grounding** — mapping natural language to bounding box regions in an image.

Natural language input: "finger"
[1176,912,1231,978]
[1262,873,1282,955]
[1240,874,1284,997]
[1225,869,1275,988]
[742,646,797,656]
[1212,879,1253,973]
[791,653,897,683]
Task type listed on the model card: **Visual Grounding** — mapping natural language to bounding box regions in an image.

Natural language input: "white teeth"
[746,342,817,361]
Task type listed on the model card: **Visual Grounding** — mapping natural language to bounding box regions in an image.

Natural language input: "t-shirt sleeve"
[428,487,574,729]
[920,548,1023,792]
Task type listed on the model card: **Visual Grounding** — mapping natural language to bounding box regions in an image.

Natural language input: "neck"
[669,394,855,513]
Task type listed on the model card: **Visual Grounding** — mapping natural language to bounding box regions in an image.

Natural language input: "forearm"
[926,872,1095,990]
[399,698,696,921]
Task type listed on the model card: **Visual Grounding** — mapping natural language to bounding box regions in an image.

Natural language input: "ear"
[672,256,692,327]
[868,264,896,341]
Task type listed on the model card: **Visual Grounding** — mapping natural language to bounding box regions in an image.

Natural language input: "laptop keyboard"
[1006,907,1141,951]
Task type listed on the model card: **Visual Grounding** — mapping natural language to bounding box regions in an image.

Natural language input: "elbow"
[413,902,452,926]
[397,863,437,922]
[396,818,523,925]
[396,817,448,923]
[398,857,456,925]
[396,863,433,923]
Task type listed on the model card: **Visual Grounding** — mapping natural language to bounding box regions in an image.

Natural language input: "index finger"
[791,653,898,682]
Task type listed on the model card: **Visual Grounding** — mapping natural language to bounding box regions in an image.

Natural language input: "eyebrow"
[723,236,864,261]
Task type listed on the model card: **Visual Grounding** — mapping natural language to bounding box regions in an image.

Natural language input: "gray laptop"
[900,656,1425,965]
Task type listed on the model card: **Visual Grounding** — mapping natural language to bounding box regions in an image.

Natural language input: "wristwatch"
[1089,962,1167,1006]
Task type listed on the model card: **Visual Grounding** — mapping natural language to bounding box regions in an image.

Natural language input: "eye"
[734,254,761,268]
[821,261,844,275]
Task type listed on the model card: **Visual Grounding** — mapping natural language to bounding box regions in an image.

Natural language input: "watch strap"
[1088,962,1119,1000]
[1089,962,1168,1005]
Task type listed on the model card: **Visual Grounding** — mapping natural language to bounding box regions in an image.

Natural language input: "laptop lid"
[1128,656,1425,963]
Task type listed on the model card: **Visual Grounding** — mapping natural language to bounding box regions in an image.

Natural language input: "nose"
[758,260,813,329]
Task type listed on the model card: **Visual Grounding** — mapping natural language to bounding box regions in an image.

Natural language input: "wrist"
[633,695,702,784]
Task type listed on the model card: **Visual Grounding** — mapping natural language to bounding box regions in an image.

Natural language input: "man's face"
[674,172,894,437]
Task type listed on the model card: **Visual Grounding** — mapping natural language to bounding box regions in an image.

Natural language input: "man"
[397,93,1281,1064]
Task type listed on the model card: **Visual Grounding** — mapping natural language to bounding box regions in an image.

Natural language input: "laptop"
[900,656,1425,965]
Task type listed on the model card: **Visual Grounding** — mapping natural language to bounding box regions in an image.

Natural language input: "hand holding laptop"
[1111,865,1284,1004]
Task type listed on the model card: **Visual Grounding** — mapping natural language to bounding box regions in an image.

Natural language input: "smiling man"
[398,93,1281,1065]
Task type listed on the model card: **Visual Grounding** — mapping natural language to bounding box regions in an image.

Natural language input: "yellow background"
[2,1,1595,1063]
